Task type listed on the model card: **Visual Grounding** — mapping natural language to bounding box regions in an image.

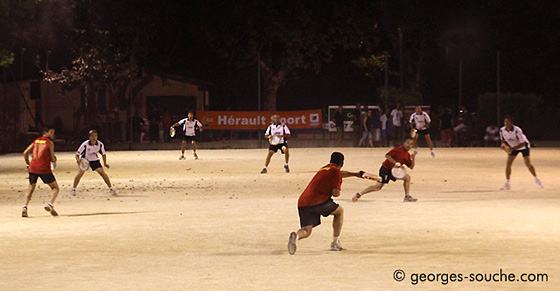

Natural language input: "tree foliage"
[191,0,381,110]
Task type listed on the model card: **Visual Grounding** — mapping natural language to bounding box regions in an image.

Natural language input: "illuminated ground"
[0,147,558,290]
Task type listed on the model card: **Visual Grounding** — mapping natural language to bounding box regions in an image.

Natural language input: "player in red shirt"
[352,136,418,202]
[22,127,60,217]
[287,152,363,255]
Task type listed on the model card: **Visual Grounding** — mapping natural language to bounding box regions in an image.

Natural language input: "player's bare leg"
[283,147,290,172]
[43,181,59,216]
[330,206,344,251]
[24,184,36,206]
[288,225,312,255]
[353,182,384,202]
[180,141,187,159]
[501,155,516,190]
[192,141,198,159]
[22,184,36,217]
[71,170,86,195]
[425,134,435,157]
[523,156,543,188]
[402,174,417,202]
[412,134,419,154]
[95,168,116,195]
[261,150,275,173]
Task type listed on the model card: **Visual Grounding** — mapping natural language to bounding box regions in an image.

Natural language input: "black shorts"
[415,128,430,136]
[298,198,339,228]
[29,172,56,185]
[89,160,102,171]
[269,143,288,153]
[510,148,530,157]
[379,165,396,184]
[183,135,198,142]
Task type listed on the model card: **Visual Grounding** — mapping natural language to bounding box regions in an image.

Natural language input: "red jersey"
[28,137,53,174]
[382,146,412,169]
[298,164,342,207]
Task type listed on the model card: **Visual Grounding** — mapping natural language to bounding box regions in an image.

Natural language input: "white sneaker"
[535,179,544,189]
[330,241,344,251]
[110,188,117,196]
[413,149,418,155]
[500,183,510,190]
[431,151,435,158]
[287,232,297,255]
[179,155,185,160]
[70,189,76,196]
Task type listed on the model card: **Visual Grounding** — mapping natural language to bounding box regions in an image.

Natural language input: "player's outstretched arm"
[341,170,363,178]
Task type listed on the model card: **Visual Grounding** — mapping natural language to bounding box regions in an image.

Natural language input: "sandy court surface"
[1,147,559,290]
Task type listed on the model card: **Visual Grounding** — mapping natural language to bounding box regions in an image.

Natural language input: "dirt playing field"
[1,147,558,290]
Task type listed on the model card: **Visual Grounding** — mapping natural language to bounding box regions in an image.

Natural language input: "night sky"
[3,0,559,112]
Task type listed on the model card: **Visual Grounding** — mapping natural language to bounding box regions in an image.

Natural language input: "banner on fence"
[197,110,322,130]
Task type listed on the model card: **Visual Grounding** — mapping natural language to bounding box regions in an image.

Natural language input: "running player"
[499,115,543,190]
[287,152,363,255]
[352,136,418,202]
[71,130,117,196]
[172,111,203,160]
[261,115,291,173]
[22,127,59,217]
[409,106,435,157]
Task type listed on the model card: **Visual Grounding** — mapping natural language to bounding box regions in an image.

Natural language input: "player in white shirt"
[71,130,117,196]
[261,115,291,174]
[499,115,543,190]
[172,111,203,160]
[408,106,435,157]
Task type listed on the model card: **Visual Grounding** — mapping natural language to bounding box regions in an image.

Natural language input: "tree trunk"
[260,61,288,111]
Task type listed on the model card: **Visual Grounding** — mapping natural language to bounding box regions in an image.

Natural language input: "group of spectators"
[332,103,503,148]
[332,103,407,147]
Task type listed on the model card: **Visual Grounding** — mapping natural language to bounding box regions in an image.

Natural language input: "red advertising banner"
[197,110,322,130]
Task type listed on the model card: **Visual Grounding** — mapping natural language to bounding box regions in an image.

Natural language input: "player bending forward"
[409,106,435,157]
[71,130,117,196]
[22,127,60,217]
[261,115,291,173]
[172,111,203,160]
[499,115,543,190]
[353,136,418,202]
[287,152,363,255]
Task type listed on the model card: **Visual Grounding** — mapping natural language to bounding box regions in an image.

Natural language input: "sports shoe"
[22,206,28,218]
[413,148,418,155]
[70,188,76,196]
[500,183,510,190]
[431,151,435,158]
[44,203,58,216]
[535,179,544,189]
[179,155,185,160]
[110,188,117,196]
[193,152,198,160]
[287,232,297,255]
[284,165,290,173]
[403,195,418,202]
[330,241,344,251]
[352,193,362,202]
[260,168,267,174]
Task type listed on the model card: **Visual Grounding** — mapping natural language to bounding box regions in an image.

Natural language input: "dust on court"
[0,147,558,290]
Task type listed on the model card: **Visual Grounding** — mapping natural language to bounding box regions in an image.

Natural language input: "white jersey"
[391,109,403,126]
[409,111,431,130]
[76,140,106,162]
[178,118,203,136]
[500,125,529,150]
[265,123,291,144]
